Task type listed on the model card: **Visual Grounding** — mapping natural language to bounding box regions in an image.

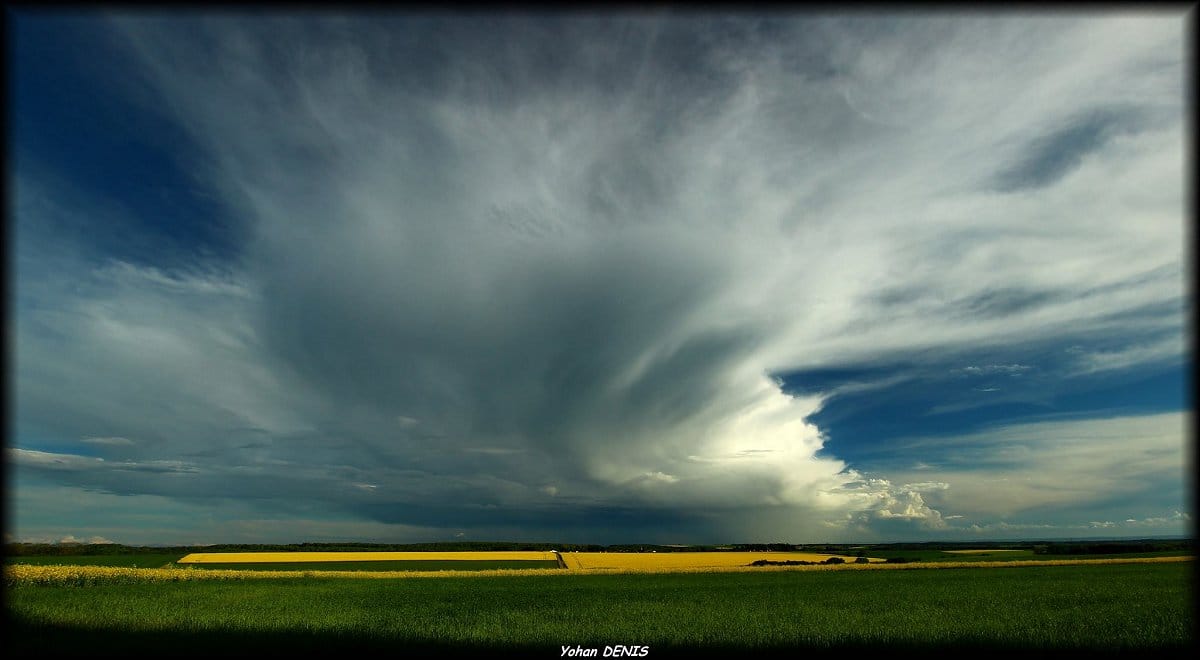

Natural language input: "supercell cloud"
[10,12,1189,544]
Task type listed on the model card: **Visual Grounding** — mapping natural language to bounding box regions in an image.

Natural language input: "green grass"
[1031,550,1194,561]
[866,549,1037,561]
[7,554,184,568]
[864,549,1191,563]
[175,560,561,572]
[6,562,1191,654]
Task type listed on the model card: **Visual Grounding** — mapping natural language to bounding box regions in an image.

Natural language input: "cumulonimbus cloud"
[12,13,1187,542]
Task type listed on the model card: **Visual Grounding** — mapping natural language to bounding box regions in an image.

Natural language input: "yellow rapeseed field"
[176,551,556,563]
[5,556,1191,587]
[559,552,882,570]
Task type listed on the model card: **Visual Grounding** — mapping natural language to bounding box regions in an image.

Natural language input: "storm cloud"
[12,12,1188,543]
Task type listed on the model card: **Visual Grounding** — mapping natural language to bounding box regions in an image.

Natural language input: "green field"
[7,554,184,568]
[6,562,1191,654]
[864,549,1191,563]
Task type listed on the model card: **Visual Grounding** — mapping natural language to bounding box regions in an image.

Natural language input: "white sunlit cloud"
[857,412,1190,532]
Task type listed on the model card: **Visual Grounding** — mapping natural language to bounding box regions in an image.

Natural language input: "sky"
[7,10,1192,546]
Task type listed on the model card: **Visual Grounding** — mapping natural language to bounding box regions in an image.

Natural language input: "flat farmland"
[177,551,558,563]
[943,549,1029,554]
[6,554,183,568]
[859,548,1192,563]
[560,551,877,569]
[173,551,560,572]
[7,551,562,573]
[6,561,1191,655]
[175,560,562,572]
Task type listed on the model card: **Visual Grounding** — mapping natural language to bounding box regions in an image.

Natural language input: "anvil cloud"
[10,12,1189,544]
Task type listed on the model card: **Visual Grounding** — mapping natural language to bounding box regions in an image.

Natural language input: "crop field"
[6,554,183,568]
[862,548,1192,563]
[875,549,1039,561]
[559,551,876,569]
[177,560,563,572]
[11,550,877,573]
[11,546,1188,570]
[943,549,1028,554]
[6,555,1188,586]
[177,550,558,563]
[6,561,1191,654]
[7,551,561,573]
[171,551,560,572]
